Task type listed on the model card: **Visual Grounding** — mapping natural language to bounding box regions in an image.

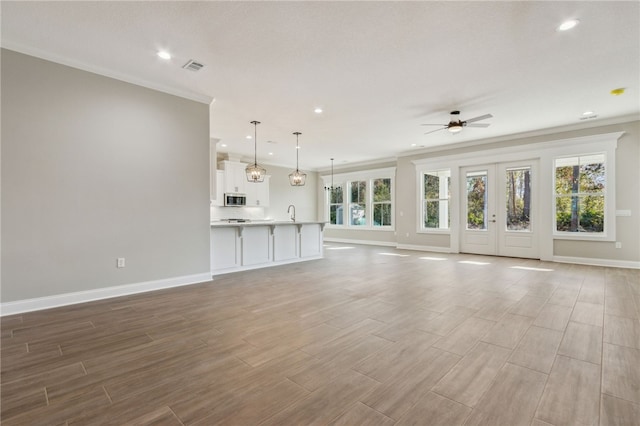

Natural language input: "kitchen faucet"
[287,205,296,222]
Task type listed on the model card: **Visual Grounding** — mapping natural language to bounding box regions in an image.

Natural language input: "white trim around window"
[321,167,396,231]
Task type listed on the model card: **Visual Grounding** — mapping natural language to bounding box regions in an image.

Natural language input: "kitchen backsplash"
[210,206,268,222]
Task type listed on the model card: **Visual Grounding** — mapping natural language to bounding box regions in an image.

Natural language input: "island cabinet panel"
[274,225,298,261]
[210,222,324,275]
[300,223,322,258]
[242,226,271,266]
[210,227,240,271]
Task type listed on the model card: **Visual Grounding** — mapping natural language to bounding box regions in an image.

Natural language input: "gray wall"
[1,49,211,303]
[318,119,640,263]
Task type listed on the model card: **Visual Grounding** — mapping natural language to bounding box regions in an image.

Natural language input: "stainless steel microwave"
[224,193,246,207]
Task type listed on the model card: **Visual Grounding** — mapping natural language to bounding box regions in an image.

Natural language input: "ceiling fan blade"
[424,127,446,135]
[464,113,493,124]
[421,123,446,126]
[466,123,491,128]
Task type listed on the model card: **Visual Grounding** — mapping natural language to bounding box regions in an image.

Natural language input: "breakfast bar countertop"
[210,220,327,227]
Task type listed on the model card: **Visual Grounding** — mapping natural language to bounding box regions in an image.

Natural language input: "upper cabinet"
[218,160,247,194]
[246,176,270,207]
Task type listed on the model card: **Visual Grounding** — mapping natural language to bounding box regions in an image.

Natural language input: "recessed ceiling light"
[582,111,594,116]
[314,107,323,114]
[268,152,274,156]
[411,143,417,147]
[220,143,227,147]
[557,19,579,31]
[157,50,171,60]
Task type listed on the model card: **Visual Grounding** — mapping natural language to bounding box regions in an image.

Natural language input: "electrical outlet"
[117,258,126,268]
[615,242,622,249]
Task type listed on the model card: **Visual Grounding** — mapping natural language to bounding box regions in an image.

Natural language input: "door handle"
[490,220,497,223]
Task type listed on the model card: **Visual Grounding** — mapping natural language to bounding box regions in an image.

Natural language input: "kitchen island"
[210,221,326,275]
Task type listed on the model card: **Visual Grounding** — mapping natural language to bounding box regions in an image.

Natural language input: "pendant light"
[288,132,307,186]
[324,158,335,191]
[245,120,266,183]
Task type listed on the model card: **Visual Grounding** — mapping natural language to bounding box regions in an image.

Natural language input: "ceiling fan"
[422,110,493,135]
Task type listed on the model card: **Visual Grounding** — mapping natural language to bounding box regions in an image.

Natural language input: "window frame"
[420,169,452,233]
[322,167,396,231]
[552,151,610,239]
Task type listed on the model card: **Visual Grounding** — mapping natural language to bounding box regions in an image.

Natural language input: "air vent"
[182,60,204,72]
[579,114,598,121]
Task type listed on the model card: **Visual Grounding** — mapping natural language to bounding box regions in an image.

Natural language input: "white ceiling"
[2,1,639,170]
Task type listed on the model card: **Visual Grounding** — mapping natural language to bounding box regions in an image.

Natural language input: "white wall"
[1,49,211,303]
[265,163,318,222]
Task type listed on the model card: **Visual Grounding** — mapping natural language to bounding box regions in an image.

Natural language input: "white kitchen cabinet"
[209,138,218,201]
[212,170,224,206]
[218,160,247,194]
[245,176,270,207]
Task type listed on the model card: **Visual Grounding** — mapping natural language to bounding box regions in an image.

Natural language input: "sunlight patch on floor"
[510,265,554,272]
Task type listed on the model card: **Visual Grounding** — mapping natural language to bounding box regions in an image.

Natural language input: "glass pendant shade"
[289,169,306,186]
[289,132,306,186]
[246,163,266,182]
[246,120,266,182]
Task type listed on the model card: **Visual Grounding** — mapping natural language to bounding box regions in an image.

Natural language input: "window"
[373,178,392,226]
[323,167,395,229]
[422,170,450,230]
[555,154,605,233]
[350,181,367,226]
[329,185,344,225]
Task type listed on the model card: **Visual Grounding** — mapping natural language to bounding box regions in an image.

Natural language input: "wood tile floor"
[2,244,639,425]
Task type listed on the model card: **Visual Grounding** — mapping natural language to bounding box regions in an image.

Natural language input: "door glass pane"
[505,167,531,231]
[466,172,487,230]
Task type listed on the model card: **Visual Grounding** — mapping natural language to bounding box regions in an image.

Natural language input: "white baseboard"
[552,256,640,269]
[212,255,323,276]
[0,272,212,316]
[323,238,396,247]
[396,244,453,253]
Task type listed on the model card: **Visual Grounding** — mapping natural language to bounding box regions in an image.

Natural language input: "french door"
[460,160,539,258]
